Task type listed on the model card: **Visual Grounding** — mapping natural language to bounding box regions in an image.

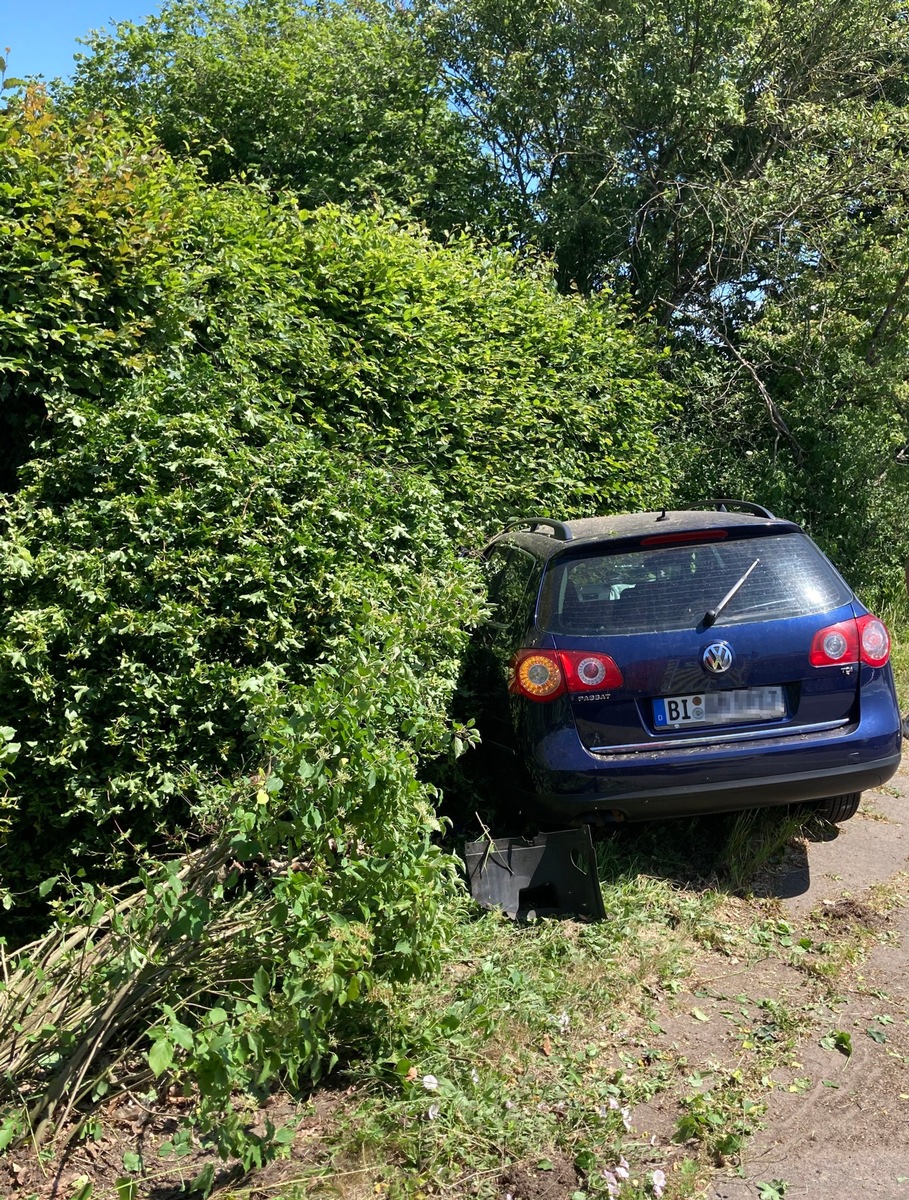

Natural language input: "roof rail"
[680,499,776,520]
[501,516,574,541]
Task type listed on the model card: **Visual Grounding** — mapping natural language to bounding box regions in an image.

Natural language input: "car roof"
[564,509,795,540]
[488,506,802,560]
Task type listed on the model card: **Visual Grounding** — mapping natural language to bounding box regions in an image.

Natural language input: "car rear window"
[538,533,852,635]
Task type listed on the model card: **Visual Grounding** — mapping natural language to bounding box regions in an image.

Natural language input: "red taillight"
[809,615,891,668]
[558,650,624,692]
[510,650,623,702]
[857,614,890,666]
[809,620,858,666]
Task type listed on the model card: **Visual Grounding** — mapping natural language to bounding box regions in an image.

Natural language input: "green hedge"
[0,366,483,884]
[0,94,671,1161]
[0,96,670,893]
[0,367,482,1157]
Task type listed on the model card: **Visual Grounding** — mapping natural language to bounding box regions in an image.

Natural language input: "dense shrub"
[0,91,671,904]
[188,198,673,529]
[0,92,202,489]
[0,366,483,890]
[0,89,670,1160]
[0,367,480,1157]
[0,94,671,525]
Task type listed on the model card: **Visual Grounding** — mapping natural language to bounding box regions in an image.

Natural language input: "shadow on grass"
[590,805,835,902]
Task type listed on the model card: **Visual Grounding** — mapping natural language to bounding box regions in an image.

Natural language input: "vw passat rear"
[475,504,902,824]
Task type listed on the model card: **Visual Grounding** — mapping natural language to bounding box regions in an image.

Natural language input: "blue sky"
[0,1,158,82]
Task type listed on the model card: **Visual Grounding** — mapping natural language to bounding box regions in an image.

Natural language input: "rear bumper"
[525,675,902,822]
[529,753,902,822]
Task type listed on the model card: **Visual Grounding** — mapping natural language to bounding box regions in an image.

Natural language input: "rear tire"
[813,792,861,823]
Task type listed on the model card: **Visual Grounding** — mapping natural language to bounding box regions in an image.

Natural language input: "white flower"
[427,1103,440,1120]
[504,1099,515,1110]
[471,1068,480,1085]
[557,1012,570,1029]
[621,1105,633,1131]
[608,1097,620,1110]
[603,1170,620,1198]
[422,1074,439,1092]
[651,1168,667,1198]
[615,1156,630,1181]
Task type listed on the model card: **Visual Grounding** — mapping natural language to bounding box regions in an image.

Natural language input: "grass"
[269,797,900,1200]
[889,621,909,709]
[296,887,707,1198]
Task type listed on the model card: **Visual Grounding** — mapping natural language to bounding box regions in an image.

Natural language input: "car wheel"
[813,792,861,823]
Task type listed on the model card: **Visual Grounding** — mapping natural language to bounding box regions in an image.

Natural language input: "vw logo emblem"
[703,642,733,673]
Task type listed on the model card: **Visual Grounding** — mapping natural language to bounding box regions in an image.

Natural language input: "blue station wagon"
[473,502,902,825]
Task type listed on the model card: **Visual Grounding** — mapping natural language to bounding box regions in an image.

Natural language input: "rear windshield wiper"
[703,559,760,628]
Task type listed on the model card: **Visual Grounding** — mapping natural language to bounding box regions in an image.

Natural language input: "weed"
[719,808,809,895]
[819,1030,853,1057]
[269,770,909,1199]
[756,1181,789,1200]
[298,861,718,1196]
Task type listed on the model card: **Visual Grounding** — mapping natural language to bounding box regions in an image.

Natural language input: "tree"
[417,0,909,311]
[63,0,506,237]
[412,0,909,597]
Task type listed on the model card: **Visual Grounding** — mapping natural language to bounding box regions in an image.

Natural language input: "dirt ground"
[704,762,909,1200]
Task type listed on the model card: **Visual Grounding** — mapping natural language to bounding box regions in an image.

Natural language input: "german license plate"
[653,687,786,728]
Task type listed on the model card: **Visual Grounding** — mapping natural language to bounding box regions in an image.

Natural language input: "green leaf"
[574,1149,597,1172]
[169,1020,194,1051]
[252,966,270,1000]
[0,1116,21,1152]
[820,1030,853,1057]
[148,1037,174,1077]
[715,1133,742,1156]
[756,1182,788,1200]
[189,1162,216,1197]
